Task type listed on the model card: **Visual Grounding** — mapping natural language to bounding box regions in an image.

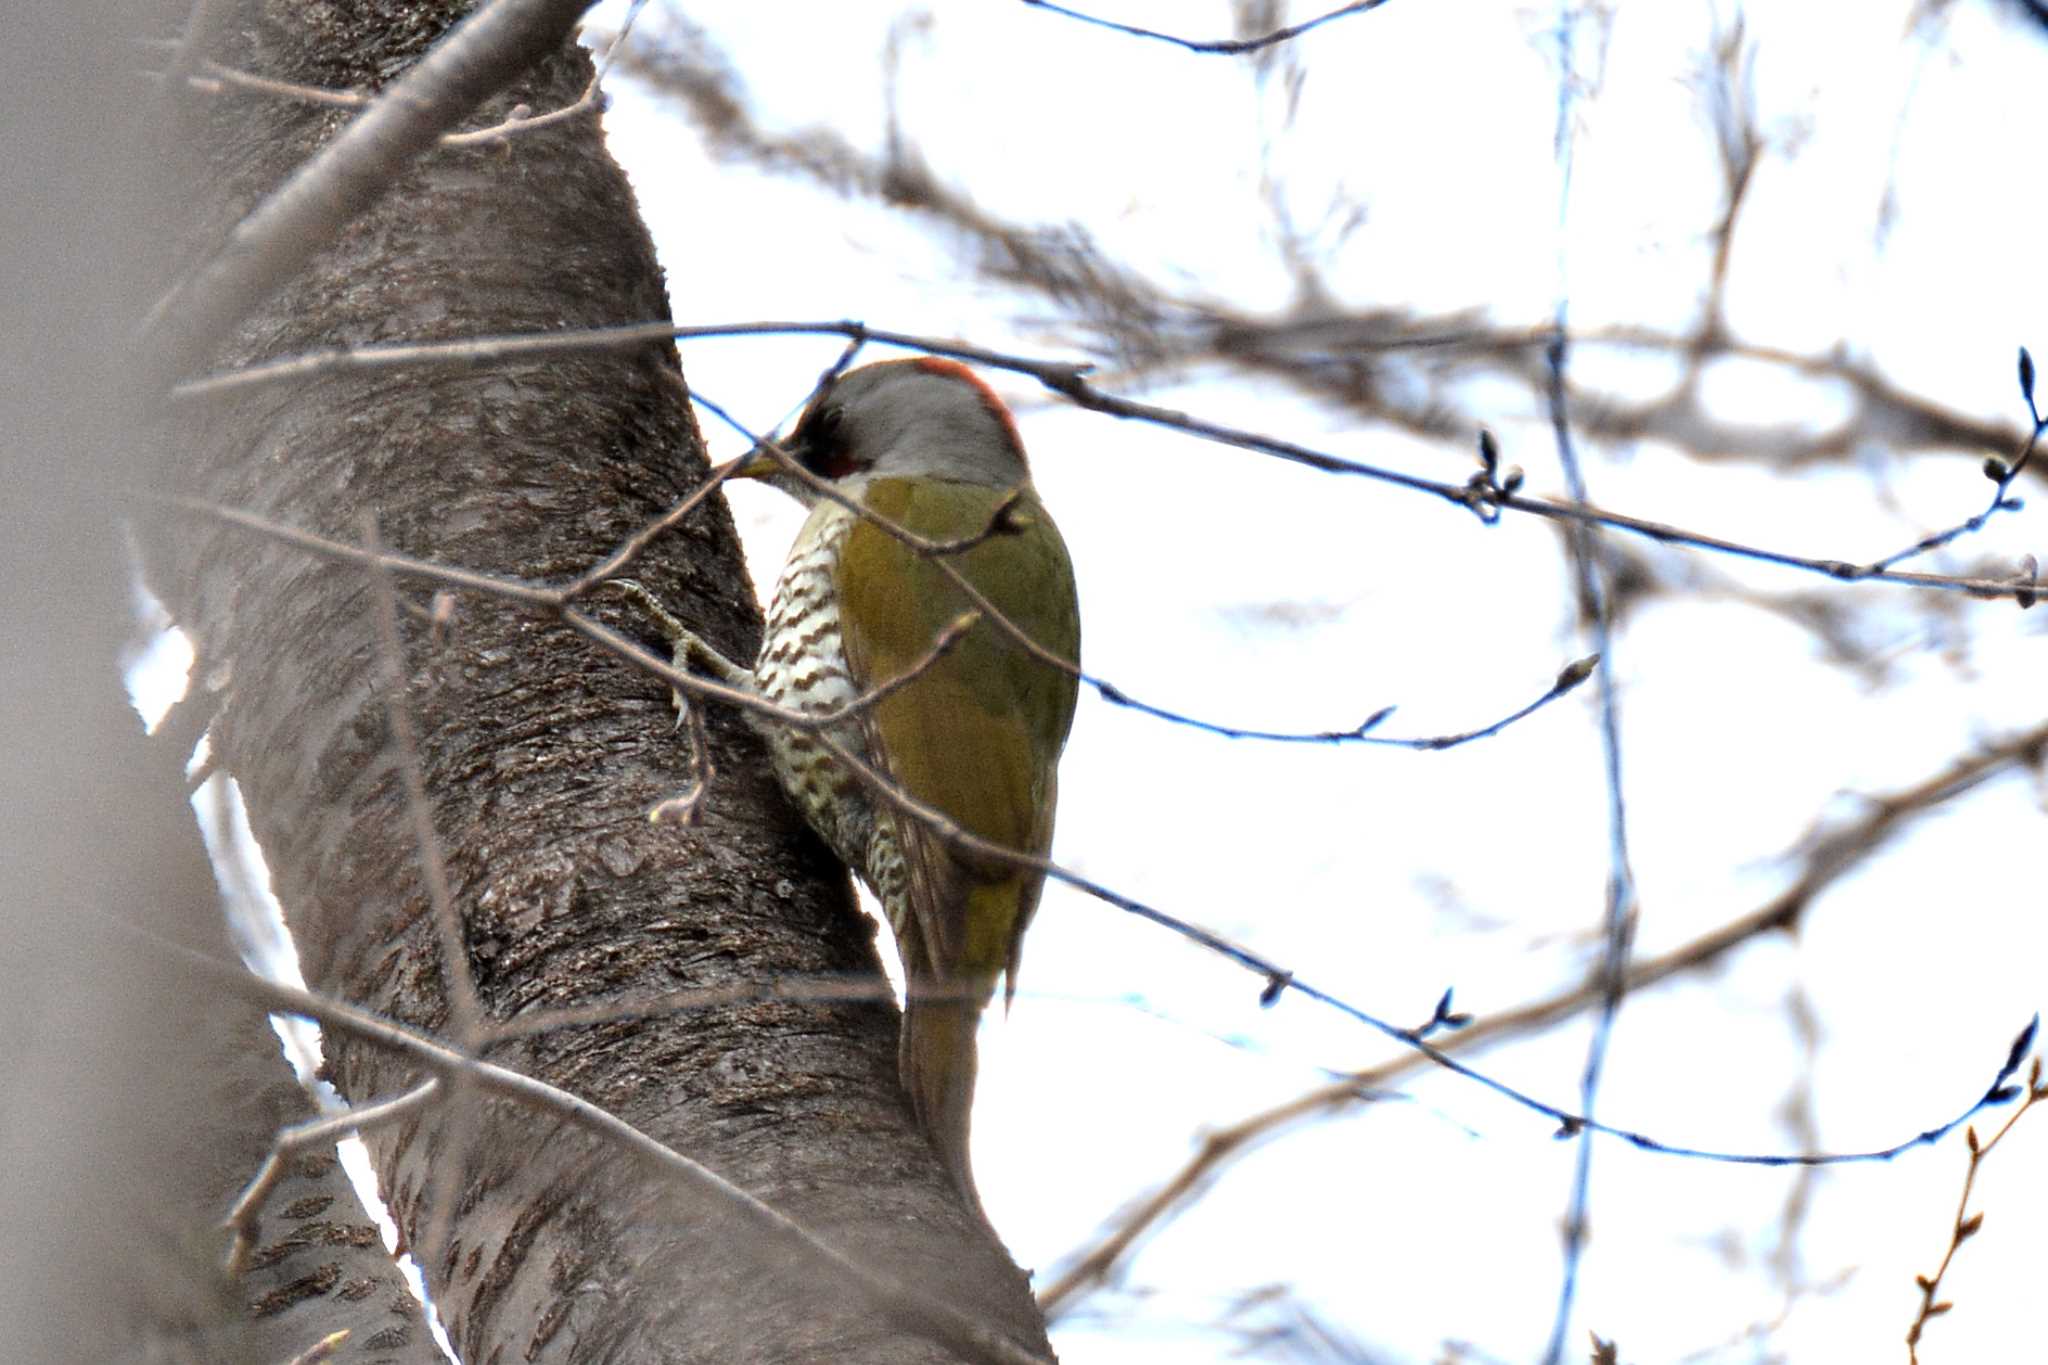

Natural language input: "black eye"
[794,403,859,480]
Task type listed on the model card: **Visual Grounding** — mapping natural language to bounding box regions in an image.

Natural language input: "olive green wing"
[834,476,1082,987]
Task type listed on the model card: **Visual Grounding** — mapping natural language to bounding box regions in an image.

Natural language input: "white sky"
[588,3,2048,1361]
[141,2,2048,1362]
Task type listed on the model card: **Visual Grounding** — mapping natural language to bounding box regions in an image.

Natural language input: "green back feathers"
[834,477,1081,977]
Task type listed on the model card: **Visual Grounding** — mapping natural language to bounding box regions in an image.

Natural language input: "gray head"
[763,359,1033,500]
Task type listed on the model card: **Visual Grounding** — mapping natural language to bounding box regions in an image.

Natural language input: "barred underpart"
[751,502,911,936]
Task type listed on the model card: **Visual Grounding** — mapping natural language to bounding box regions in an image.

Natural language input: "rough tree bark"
[147,1,1053,1361]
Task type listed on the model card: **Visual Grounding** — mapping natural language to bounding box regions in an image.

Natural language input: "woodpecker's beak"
[720,435,798,489]
[713,438,819,507]
[714,444,777,483]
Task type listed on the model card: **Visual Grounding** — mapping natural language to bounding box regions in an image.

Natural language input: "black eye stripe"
[796,404,858,480]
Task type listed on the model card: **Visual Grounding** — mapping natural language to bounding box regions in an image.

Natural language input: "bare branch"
[142,932,1056,1365]
[154,0,236,109]
[1039,718,2048,1314]
[364,517,485,1035]
[1870,351,2046,573]
[483,974,902,1043]
[168,320,1088,403]
[182,61,369,109]
[1906,1043,2046,1362]
[276,1328,353,1365]
[1083,653,1595,750]
[173,320,2044,605]
[223,1080,441,1275]
[621,23,2031,489]
[165,496,2042,1203]
[141,0,597,384]
[360,516,485,1271]
[168,0,650,148]
[1543,107,1640,1365]
[1017,0,1395,55]
[566,457,747,594]
[705,401,1593,749]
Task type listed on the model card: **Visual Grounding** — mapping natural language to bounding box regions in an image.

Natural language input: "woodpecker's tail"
[900,988,988,1214]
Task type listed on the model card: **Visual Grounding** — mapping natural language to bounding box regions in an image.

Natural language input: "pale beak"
[714,443,779,483]
[712,440,818,506]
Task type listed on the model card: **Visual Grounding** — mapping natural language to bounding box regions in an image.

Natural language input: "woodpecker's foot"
[603,579,756,701]
[602,579,754,827]
[648,697,714,827]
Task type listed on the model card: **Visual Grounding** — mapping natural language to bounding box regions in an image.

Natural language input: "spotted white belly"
[751,501,909,924]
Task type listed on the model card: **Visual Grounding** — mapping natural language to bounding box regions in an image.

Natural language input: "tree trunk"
[147,2,1053,1361]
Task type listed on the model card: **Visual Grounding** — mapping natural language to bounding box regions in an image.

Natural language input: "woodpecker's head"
[731,358,1032,502]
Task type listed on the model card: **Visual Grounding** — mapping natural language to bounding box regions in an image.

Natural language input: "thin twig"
[601,578,982,734]
[1038,718,2048,1314]
[446,0,653,149]
[155,0,235,108]
[633,595,977,827]
[171,0,650,144]
[696,398,1593,751]
[566,458,745,594]
[168,499,2043,1185]
[363,518,485,1032]
[362,515,484,1274]
[169,320,2043,605]
[1544,17,1637,1348]
[192,61,368,108]
[157,494,561,605]
[483,974,902,1043]
[277,1329,352,1365]
[137,929,1055,1365]
[1085,652,1595,750]
[1905,1054,2047,1362]
[223,1080,441,1274]
[1017,0,1395,55]
[166,474,1577,757]
[140,0,594,385]
[167,321,1084,402]
[915,484,1032,555]
[806,612,983,725]
[1870,350,2046,573]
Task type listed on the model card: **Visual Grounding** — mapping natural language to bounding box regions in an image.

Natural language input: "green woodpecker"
[703,358,1081,1206]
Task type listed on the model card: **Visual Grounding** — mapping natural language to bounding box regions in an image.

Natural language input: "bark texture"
[149,2,1053,1360]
